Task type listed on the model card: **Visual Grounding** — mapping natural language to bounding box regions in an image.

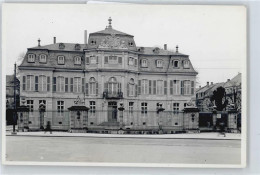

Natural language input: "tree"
[210,86,228,111]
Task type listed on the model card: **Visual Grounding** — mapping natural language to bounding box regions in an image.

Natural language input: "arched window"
[141,59,148,67]
[183,60,190,68]
[173,60,179,68]
[39,54,47,63]
[57,56,65,65]
[108,77,118,95]
[28,54,35,63]
[74,56,81,65]
[156,60,163,68]
[129,78,135,96]
[89,77,96,95]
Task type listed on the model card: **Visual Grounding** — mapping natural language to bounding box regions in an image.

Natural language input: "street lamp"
[118,102,125,132]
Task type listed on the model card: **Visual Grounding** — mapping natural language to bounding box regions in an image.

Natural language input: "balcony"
[103,90,123,99]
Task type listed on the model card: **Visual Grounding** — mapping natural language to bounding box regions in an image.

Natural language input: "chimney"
[211,82,213,85]
[164,44,167,50]
[176,45,179,53]
[53,37,56,44]
[84,30,88,44]
[38,38,41,47]
[207,82,209,87]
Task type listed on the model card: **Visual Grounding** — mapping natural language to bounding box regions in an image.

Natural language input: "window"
[183,60,190,68]
[74,56,81,65]
[129,102,134,115]
[47,77,51,91]
[27,100,34,112]
[57,56,65,64]
[108,77,119,94]
[109,56,117,64]
[156,60,163,68]
[28,54,35,63]
[89,101,96,115]
[22,76,26,91]
[65,78,69,92]
[173,80,180,95]
[90,40,96,45]
[39,75,47,92]
[173,103,179,113]
[141,79,149,95]
[26,75,34,91]
[74,77,81,93]
[184,81,191,95]
[35,76,38,91]
[141,102,148,116]
[70,78,73,92]
[173,60,179,68]
[39,54,47,63]
[157,80,163,95]
[90,56,97,64]
[141,59,148,67]
[57,76,65,92]
[157,102,163,109]
[129,78,135,96]
[128,57,134,65]
[89,77,96,95]
[57,101,64,115]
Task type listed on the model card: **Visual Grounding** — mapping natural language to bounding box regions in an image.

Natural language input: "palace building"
[18,18,198,133]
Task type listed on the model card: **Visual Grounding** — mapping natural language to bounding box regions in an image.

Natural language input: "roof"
[196,82,224,94]
[90,27,133,37]
[6,75,14,86]
[224,73,241,88]
[137,47,188,56]
[30,43,86,52]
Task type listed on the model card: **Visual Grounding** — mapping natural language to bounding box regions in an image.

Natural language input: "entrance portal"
[108,101,117,122]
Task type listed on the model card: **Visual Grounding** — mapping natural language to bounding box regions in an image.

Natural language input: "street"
[5,136,241,164]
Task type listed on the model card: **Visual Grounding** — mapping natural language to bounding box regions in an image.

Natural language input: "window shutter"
[170,80,173,95]
[191,81,194,95]
[153,80,156,94]
[85,83,88,96]
[70,78,73,92]
[149,80,152,94]
[82,78,85,93]
[96,82,98,95]
[35,76,38,91]
[118,57,122,64]
[104,56,108,64]
[127,57,130,65]
[155,60,157,67]
[164,81,167,95]
[138,80,141,95]
[22,76,26,91]
[65,78,69,92]
[53,77,56,92]
[181,81,184,95]
[135,84,138,96]
[47,77,50,91]
[118,82,122,92]
[135,59,137,66]
[96,56,98,64]
[104,82,108,92]
[73,79,77,93]
[86,57,89,64]
[127,83,129,96]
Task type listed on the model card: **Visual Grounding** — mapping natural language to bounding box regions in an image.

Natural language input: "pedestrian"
[219,122,226,137]
[44,121,52,134]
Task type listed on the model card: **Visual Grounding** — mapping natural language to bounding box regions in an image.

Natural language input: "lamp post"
[157,103,165,134]
[12,63,17,135]
[118,102,125,133]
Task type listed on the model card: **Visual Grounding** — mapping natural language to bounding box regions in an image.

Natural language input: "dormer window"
[153,47,160,54]
[59,43,65,49]
[141,59,148,68]
[74,56,81,65]
[74,44,81,50]
[90,40,96,45]
[28,54,35,63]
[39,54,47,63]
[57,56,65,65]
[173,60,179,68]
[128,57,134,65]
[129,42,134,47]
[156,60,163,68]
[183,60,190,68]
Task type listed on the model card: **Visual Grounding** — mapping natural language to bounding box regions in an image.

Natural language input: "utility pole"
[12,63,17,134]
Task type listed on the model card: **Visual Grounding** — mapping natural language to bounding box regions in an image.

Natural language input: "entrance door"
[108,101,117,122]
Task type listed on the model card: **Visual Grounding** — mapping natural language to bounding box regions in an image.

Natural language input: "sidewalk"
[5,131,241,140]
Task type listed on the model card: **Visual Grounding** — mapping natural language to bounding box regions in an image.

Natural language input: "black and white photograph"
[1,3,246,167]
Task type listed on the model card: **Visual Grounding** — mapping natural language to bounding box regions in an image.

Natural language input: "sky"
[2,4,246,87]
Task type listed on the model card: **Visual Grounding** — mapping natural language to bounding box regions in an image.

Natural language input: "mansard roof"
[30,43,86,52]
[90,27,133,37]
[136,47,188,56]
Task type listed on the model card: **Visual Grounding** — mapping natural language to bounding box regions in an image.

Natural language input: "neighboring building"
[18,18,198,132]
[224,73,242,112]
[196,73,241,112]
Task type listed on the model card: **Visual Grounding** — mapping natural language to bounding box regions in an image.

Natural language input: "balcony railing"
[103,90,123,99]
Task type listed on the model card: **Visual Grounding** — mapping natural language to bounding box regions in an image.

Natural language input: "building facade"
[18,18,198,132]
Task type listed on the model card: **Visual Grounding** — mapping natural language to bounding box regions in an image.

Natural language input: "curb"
[5,134,241,140]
